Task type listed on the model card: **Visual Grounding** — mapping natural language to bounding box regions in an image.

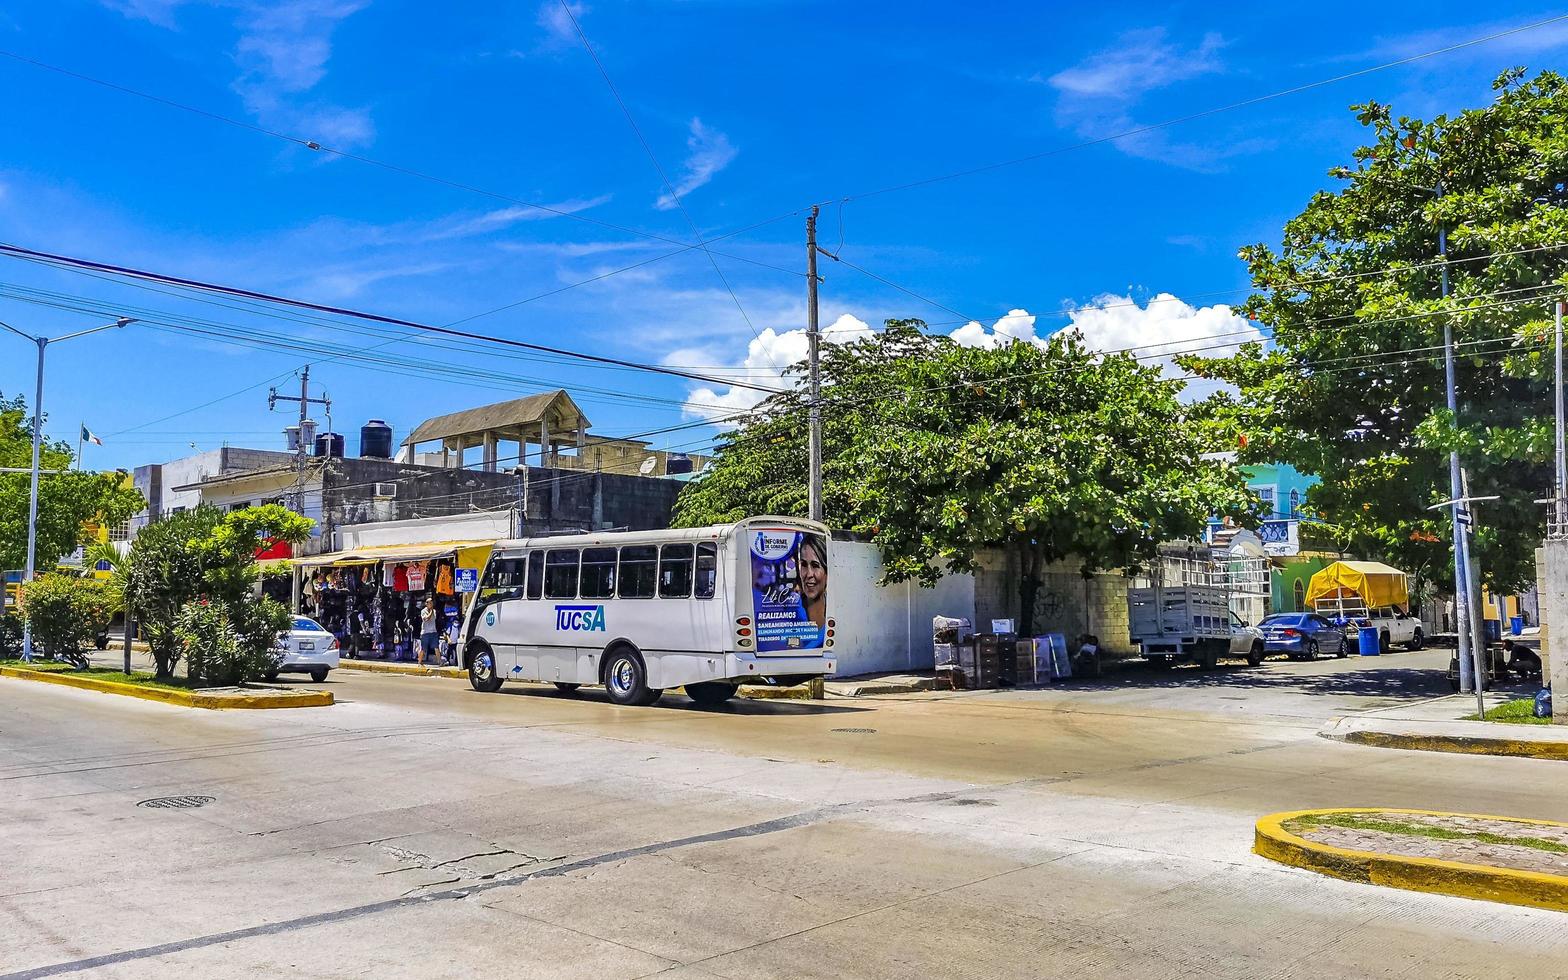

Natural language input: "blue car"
[1257,613,1348,660]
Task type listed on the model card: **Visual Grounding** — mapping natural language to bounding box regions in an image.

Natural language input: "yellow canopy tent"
[1304,561,1410,610]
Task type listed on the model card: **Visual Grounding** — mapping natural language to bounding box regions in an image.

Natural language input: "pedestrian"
[418,597,438,666]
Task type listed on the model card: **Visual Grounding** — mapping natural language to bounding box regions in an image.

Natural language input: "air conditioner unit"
[373,483,398,499]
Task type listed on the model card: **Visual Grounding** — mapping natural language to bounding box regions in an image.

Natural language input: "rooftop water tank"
[360,419,393,459]
[314,432,345,459]
[666,453,693,475]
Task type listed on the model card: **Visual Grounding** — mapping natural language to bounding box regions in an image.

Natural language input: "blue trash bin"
[1358,626,1381,656]
[1511,615,1525,636]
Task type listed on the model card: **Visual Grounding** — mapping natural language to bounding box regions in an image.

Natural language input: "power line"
[0,242,786,395]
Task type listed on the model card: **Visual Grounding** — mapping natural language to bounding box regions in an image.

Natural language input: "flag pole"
[76,422,83,472]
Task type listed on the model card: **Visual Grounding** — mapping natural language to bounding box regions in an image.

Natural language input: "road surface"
[3,650,1564,978]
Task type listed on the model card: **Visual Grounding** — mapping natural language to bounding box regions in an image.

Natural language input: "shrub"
[0,611,21,658]
[175,596,290,687]
[18,574,115,664]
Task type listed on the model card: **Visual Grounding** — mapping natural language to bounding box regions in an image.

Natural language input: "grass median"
[1464,698,1550,726]
[0,658,203,691]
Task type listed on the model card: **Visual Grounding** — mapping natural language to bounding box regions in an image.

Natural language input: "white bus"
[462,517,836,706]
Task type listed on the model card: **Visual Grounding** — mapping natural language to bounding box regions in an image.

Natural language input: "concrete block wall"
[971,548,1134,654]
[829,541,976,676]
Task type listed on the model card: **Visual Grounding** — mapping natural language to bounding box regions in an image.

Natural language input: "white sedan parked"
[268,616,340,683]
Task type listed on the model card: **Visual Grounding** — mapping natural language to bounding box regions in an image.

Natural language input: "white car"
[268,616,341,682]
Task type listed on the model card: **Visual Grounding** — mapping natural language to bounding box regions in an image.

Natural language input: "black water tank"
[666,453,693,475]
[360,419,393,459]
[314,432,345,458]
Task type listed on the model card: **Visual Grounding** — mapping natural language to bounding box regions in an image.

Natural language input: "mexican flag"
[81,424,102,446]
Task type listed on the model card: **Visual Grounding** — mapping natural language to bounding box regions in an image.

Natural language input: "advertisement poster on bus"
[749,528,828,653]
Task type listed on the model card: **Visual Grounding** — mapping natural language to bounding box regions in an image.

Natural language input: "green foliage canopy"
[0,393,144,572]
[675,322,1256,630]
[1182,71,1565,592]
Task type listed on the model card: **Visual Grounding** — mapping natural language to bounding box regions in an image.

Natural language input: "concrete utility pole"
[269,366,330,514]
[1436,192,1480,696]
[806,206,824,524]
[1556,301,1566,530]
[0,316,133,662]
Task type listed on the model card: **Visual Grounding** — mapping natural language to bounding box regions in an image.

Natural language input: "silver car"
[269,616,341,682]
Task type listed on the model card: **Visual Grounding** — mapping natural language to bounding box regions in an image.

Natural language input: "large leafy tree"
[1184,70,1565,593]
[0,393,144,571]
[124,503,312,679]
[676,322,1255,632]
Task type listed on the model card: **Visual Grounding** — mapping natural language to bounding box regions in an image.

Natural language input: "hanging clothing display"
[406,562,428,591]
[435,563,454,595]
[392,563,409,592]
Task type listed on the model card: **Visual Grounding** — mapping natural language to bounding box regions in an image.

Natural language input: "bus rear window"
[618,545,657,598]
[580,547,617,599]
[695,542,717,598]
[544,550,579,599]
[659,543,694,598]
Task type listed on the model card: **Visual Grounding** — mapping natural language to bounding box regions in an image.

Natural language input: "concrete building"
[131,447,298,535]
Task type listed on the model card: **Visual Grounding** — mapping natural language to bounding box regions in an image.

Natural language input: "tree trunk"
[1017,544,1043,636]
[153,644,175,680]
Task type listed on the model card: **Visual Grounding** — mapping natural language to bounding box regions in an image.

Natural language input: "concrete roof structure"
[402,390,589,448]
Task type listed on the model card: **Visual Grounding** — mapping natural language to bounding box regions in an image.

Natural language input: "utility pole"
[1556,300,1565,531]
[269,366,330,515]
[806,206,823,524]
[0,316,132,662]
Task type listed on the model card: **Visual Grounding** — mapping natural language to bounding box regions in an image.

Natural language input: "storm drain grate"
[830,728,878,735]
[137,795,214,810]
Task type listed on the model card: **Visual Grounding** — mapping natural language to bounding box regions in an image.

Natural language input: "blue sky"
[2,1,1566,472]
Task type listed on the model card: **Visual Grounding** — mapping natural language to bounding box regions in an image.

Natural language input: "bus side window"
[525,551,544,600]
[618,545,657,598]
[695,542,717,599]
[580,547,617,599]
[479,557,525,601]
[659,543,694,598]
[544,550,580,599]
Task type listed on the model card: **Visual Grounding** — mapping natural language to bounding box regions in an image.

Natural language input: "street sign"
[1455,509,1473,528]
[455,567,478,593]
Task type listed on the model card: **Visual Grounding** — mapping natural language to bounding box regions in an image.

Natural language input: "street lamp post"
[0,316,133,661]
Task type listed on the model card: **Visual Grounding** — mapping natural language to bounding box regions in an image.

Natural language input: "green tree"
[17,573,115,666]
[1182,70,1565,592]
[123,503,312,679]
[175,597,291,688]
[676,322,1255,632]
[0,392,144,571]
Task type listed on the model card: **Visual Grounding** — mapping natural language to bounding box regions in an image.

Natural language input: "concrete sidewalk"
[1322,694,1568,761]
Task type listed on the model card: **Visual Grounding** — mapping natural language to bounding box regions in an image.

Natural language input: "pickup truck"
[1313,600,1423,653]
[1129,584,1266,669]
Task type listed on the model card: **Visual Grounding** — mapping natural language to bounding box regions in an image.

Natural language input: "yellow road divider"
[0,665,333,709]
[1256,807,1568,912]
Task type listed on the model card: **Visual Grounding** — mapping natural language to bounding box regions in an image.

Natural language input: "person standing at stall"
[418,597,438,666]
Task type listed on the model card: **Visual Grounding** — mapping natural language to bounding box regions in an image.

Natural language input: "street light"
[0,315,134,661]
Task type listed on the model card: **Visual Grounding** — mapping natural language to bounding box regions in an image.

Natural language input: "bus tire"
[467,642,503,693]
[603,646,657,706]
[686,681,738,707]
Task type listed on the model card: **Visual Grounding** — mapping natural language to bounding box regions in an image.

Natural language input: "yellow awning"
[1304,561,1409,609]
[295,539,497,568]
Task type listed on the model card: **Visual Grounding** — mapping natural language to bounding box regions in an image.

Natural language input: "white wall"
[829,540,975,677]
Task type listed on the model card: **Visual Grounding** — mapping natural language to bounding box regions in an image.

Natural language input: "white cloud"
[1040,28,1272,170]
[949,309,1041,348]
[430,194,613,241]
[655,118,738,211]
[100,0,188,28]
[682,314,873,421]
[1047,28,1224,101]
[1065,292,1263,399]
[536,1,587,46]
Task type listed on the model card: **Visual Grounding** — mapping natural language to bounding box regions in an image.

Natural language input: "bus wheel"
[686,681,738,707]
[468,643,503,693]
[604,647,658,706]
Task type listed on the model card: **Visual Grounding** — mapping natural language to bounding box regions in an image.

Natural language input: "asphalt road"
[3,650,1565,978]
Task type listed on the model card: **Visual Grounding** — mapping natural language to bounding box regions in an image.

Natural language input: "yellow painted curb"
[1255,807,1568,913]
[1339,729,1568,762]
[338,658,465,678]
[0,666,333,709]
